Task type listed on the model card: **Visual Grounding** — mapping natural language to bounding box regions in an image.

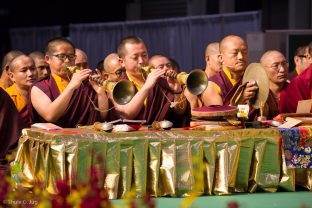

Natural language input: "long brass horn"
[89,76,136,105]
[64,65,136,105]
[141,66,208,95]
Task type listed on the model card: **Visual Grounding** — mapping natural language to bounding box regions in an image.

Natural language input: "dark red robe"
[208,70,259,120]
[115,77,190,127]
[266,83,288,120]
[0,88,25,159]
[280,64,312,113]
[28,75,103,128]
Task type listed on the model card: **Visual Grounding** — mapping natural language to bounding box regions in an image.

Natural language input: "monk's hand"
[165,69,182,93]
[242,80,258,102]
[89,74,107,95]
[68,69,92,91]
[142,68,165,91]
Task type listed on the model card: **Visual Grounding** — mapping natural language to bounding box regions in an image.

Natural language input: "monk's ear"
[205,55,210,63]
[119,57,125,67]
[45,54,51,64]
[103,73,109,80]
[294,56,300,65]
[8,70,15,82]
[218,53,224,65]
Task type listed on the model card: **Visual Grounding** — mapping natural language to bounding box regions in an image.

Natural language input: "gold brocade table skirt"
[11,128,312,199]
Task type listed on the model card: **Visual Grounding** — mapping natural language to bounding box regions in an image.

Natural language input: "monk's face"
[263,52,288,84]
[149,56,173,71]
[9,55,38,89]
[120,42,149,74]
[46,43,76,79]
[294,47,311,74]
[105,57,126,82]
[220,37,248,76]
[75,50,89,70]
[34,58,50,80]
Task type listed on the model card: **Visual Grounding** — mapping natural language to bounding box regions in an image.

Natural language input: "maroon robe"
[208,70,259,120]
[115,77,190,127]
[28,75,102,128]
[20,105,31,128]
[280,64,312,113]
[0,88,25,159]
[265,83,288,119]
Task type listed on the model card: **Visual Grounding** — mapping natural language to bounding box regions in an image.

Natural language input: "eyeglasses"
[298,55,308,58]
[49,54,77,61]
[109,68,126,78]
[155,63,172,70]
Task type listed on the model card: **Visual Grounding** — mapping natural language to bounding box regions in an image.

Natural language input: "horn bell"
[186,69,208,95]
[112,80,136,105]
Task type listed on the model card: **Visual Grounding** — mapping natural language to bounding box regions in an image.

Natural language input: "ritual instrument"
[231,63,269,109]
[140,66,208,95]
[64,65,136,105]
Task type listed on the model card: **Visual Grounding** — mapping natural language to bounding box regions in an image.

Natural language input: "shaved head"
[205,42,219,57]
[104,53,120,73]
[219,35,247,53]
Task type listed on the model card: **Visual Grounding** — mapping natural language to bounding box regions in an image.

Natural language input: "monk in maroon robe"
[0,88,25,171]
[260,50,289,119]
[280,64,312,113]
[201,35,259,120]
[113,36,190,127]
[28,77,102,127]
[29,37,108,128]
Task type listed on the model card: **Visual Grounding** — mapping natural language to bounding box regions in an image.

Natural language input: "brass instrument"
[141,66,208,95]
[64,64,136,105]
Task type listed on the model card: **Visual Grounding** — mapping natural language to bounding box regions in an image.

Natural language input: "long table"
[11,128,312,199]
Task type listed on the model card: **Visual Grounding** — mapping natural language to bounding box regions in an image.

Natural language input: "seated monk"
[28,37,108,127]
[113,36,187,126]
[279,42,312,113]
[260,50,289,119]
[0,88,25,173]
[0,50,24,89]
[148,54,190,127]
[6,55,38,127]
[201,35,259,120]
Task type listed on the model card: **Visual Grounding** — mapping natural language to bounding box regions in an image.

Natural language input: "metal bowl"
[94,122,114,132]
[159,120,173,130]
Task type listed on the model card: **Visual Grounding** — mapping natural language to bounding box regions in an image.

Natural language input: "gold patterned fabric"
[11,128,311,199]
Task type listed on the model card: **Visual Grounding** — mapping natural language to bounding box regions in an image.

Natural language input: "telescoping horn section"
[64,64,136,105]
[141,66,208,95]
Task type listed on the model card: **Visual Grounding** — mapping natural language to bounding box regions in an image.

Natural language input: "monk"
[6,55,38,127]
[0,88,25,172]
[98,53,126,82]
[29,51,51,80]
[280,43,312,113]
[185,42,222,109]
[201,35,258,119]
[0,50,24,89]
[149,54,190,127]
[28,37,108,127]
[75,48,89,70]
[115,36,187,126]
[260,50,289,119]
[287,45,310,80]
[204,42,222,78]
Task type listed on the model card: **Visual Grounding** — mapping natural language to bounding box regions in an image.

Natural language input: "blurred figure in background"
[0,50,24,89]
[29,51,50,80]
[204,42,222,78]
[75,48,89,70]
[6,55,38,126]
[288,45,310,80]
